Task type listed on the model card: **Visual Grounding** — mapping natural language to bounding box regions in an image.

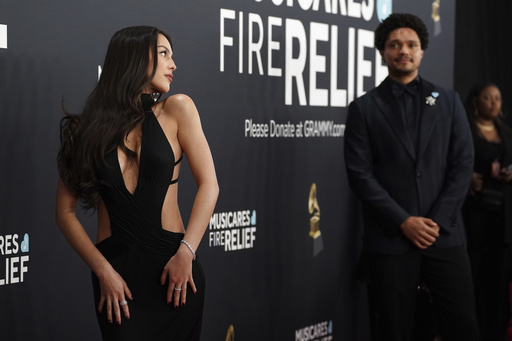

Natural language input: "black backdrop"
[454,0,512,119]
[0,1,498,340]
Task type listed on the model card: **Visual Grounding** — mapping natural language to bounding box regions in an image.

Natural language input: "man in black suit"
[344,13,478,340]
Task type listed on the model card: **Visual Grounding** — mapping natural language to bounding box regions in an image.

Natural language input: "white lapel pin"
[426,92,439,106]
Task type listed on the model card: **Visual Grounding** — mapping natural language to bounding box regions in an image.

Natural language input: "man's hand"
[400,216,440,249]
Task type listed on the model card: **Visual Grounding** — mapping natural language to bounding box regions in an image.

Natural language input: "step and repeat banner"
[0,1,455,340]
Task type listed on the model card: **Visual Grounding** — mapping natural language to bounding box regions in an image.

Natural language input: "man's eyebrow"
[387,39,420,44]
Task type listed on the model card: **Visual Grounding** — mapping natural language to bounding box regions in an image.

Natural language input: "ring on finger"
[174,287,182,291]
[119,300,128,306]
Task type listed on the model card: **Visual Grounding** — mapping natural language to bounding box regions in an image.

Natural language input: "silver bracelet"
[180,240,196,260]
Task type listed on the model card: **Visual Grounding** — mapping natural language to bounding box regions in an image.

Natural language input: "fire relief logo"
[1,233,30,286]
[209,210,257,251]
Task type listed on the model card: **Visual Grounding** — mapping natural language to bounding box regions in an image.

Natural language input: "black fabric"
[93,95,204,340]
[391,78,421,151]
[468,243,510,341]
[463,126,512,341]
[96,96,182,255]
[366,246,478,341]
[391,79,419,98]
[473,138,505,211]
[465,128,512,246]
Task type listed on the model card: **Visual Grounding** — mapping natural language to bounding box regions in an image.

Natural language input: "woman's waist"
[161,216,185,234]
[160,205,185,233]
[109,217,185,237]
[98,225,185,256]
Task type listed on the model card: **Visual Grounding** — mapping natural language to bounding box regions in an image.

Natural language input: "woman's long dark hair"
[58,26,172,209]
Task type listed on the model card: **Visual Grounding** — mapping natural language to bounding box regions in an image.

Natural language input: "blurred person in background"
[464,82,512,341]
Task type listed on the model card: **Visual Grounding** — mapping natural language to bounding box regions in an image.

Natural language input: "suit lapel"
[416,78,439,160]
[372,78,416,159]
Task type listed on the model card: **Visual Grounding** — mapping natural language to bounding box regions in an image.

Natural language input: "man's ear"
[379,50,385,64]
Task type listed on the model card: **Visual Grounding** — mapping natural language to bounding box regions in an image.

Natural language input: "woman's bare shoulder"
[159,93,197,118]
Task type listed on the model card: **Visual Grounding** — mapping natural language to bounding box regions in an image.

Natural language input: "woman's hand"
[56,178,133,325]
[97,269,133,325]
[160,246,197,309]
[498,168,512,183]
[470,172,483,195]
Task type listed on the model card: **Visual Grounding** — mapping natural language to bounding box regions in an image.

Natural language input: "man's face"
[380,27,424,80]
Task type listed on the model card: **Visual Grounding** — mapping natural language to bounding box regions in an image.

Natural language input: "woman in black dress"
[56,26,219,340]
[463,82,512,341]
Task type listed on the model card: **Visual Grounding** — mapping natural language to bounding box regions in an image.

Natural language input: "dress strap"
[170,155,183,184]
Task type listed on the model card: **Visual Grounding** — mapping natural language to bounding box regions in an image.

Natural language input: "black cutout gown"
[92,95,205,340]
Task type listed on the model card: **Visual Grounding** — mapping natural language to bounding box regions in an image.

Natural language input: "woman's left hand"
[160,246,197,308]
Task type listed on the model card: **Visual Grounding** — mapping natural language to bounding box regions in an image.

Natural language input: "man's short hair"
[374,13,429,51]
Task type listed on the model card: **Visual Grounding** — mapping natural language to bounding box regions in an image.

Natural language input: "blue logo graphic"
[21,233,29,252]
[376,0,392,22]
[251,210,257,225]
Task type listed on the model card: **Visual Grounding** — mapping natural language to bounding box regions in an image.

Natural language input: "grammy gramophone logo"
[308,183,323,257]
[226,324,234,341]
[431,0,441,36]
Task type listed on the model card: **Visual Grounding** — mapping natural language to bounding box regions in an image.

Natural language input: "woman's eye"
[159,51,167,57]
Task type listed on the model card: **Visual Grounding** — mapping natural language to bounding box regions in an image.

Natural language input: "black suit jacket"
[344,77,474,255]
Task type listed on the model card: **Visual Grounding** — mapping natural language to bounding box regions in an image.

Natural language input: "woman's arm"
[55,177,132,324]
[176,94,219,258]
[159,94,219,308]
